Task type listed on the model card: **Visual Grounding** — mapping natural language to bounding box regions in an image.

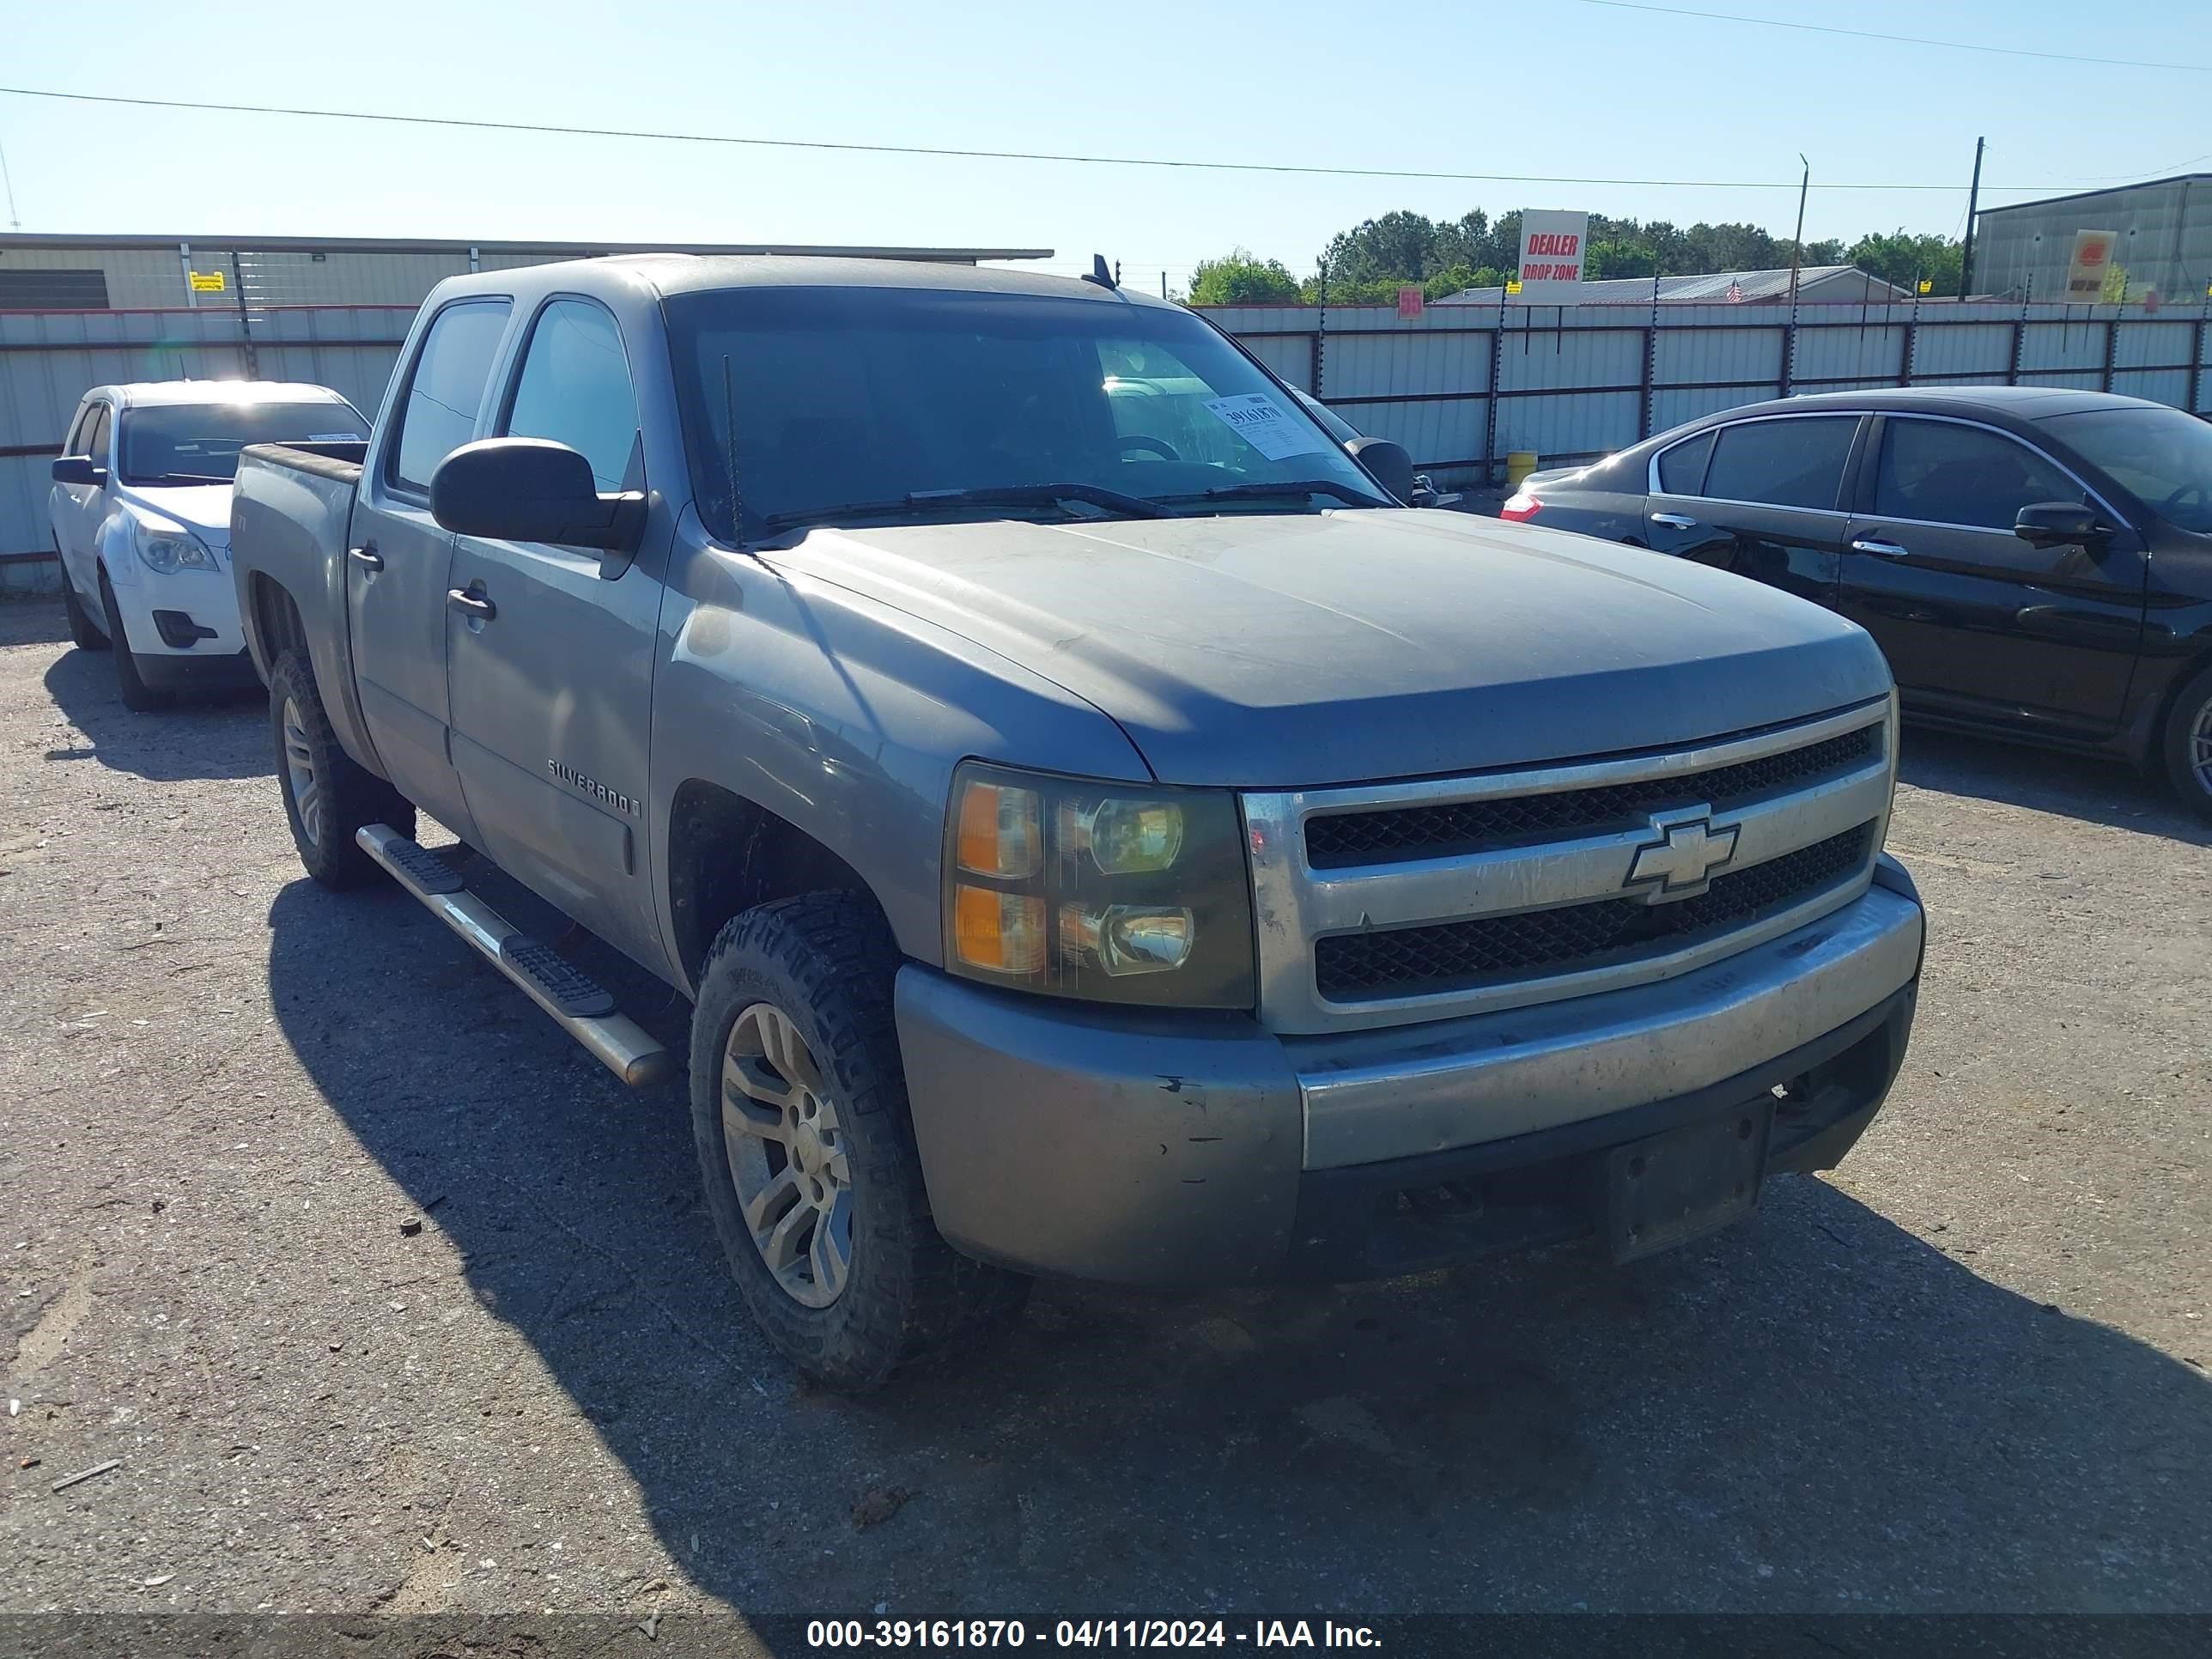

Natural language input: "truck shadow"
[39,648,270,782]
[265,871,2212,1615]
[1897,726,2211,845]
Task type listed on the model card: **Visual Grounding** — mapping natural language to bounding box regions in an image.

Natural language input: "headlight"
[942,762,1255,1008]
[132,518,218,574]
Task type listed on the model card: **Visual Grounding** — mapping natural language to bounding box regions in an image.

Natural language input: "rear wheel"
[690,894,1028,1392]
[2160,662,2212,823]
[97,568,170,711]
[270,649,415,887]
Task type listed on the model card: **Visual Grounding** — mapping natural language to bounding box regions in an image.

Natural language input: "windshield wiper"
[134,471,234,485]
[762,482,1171,532]
[1152,480,1389,510]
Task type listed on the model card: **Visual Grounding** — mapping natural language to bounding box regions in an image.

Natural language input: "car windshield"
[118,401,367,485]
[2041,405,2212,534]
[664,285,1392,539]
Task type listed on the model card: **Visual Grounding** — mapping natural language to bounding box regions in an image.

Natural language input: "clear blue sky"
[4,0,2210,287]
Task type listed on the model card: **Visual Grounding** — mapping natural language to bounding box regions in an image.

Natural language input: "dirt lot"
[3,596,2209,1626]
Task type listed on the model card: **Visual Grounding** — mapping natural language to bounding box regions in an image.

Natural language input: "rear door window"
[388,300,513,494]
[1871,417,2084,532]
[1701,416,1858,511]
[1655,429,1716,495]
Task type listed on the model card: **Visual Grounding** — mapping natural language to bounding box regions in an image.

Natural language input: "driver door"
[1836,415,2148,738]
[445,296,665,964]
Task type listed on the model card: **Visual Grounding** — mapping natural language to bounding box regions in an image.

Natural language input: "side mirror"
[429,438,644,555]
[52,455,107,488]
[1346,436,1416,503]
[2014,501,2106,547]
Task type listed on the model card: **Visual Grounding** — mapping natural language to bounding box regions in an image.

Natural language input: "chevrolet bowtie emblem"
[1626,811,1740,900]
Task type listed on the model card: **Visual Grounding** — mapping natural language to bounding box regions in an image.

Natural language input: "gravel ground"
[3,597,2208,1625]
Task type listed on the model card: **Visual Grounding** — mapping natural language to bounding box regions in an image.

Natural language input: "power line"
[0,83,2061,194]
[1572,0,2212,74]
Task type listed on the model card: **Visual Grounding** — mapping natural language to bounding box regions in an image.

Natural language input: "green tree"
[1187,248,1302,306]
[1584,238,1655,281]
[1846,229,1964,296]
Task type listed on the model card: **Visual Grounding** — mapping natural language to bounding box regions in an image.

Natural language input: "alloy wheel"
[282,699,321,848]
[720,1002,854,1308]
[2192,697,2212,795]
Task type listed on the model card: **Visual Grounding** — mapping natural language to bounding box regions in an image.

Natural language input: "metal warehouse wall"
[1974,179,2212,303]
[1204,299,2212,488]
[0,307,411,574]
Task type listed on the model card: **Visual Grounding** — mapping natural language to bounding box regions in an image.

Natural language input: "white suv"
[50,381,368,708]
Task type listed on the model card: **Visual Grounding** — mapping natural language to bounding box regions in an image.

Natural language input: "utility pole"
[0,135,21,231]
[1959,135,1986,298]
[1787,153,1809,306]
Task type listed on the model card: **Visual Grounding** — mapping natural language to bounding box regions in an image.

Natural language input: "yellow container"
[1505,451,1540,489]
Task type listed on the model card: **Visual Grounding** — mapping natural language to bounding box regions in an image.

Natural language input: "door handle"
[1850,538,1911,558]
[349,544,383,571]
[447,586,496,621]
[1649,512,1699,530]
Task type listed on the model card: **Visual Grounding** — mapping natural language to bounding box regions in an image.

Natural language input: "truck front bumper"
[896,860,1923,1286]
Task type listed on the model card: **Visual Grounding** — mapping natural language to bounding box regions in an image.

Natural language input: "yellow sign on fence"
[2099,263,2128,306]
[187,270,226,294]
[1917,279,1933,295]
[1504,279,1522,296]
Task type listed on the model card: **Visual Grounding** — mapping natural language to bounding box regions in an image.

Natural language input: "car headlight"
[942,762,1255,1008]
[132,518,218,574]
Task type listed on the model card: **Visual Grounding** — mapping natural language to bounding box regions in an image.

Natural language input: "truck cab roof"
[422,252,1179,311]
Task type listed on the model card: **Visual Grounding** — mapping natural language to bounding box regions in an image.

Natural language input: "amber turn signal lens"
[953,884,1047,975]
[956,781,1040,878]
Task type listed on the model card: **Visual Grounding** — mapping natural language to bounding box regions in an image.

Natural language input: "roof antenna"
[1082,253,1119,291]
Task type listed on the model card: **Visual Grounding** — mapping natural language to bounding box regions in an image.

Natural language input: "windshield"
[2041,406,2212,534]
[664,286,1392,539]
[118,400,368,485]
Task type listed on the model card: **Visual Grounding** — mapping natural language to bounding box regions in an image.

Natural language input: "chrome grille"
[1242,698,1896,1036]
[1315,823,1874,1001]
[1305,725,1877,867]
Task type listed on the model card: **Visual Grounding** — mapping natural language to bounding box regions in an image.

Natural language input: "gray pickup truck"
[231,255,1925,1390]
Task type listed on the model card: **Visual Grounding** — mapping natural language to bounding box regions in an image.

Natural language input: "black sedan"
[1502,387,2212,817]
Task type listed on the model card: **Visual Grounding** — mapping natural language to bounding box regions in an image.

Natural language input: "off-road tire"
[690,894,1028,1392]
[98,568,171,711]
[61,569,108,651]
[270,649,415,888]
[2160,661,2212,823]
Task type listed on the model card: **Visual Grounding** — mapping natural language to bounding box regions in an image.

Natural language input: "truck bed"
[229,441,368,722]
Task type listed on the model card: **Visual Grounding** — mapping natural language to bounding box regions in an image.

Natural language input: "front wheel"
[690,894,1027,1392]
[269,650,415,887]
[2160,662,2212,823]
[98,568,170,711]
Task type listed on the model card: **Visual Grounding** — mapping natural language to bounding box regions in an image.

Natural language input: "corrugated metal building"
[0,232,1052,311]
[1439,265,1907,307]
[1973,175,2211,302]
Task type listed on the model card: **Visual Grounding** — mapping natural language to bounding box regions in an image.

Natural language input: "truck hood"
[116,483,234,546]
[774,509,1891,787]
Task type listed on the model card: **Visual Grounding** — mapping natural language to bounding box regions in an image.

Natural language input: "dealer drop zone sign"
[1515,210,1589,304]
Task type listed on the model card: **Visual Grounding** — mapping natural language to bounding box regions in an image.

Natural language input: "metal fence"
[1202,299,2212,488]
[0,304,411,583]
[8,291,2212,585]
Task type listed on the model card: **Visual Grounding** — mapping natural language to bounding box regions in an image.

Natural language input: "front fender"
[649,526,1153,975]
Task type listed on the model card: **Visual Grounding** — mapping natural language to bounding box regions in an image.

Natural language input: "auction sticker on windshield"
[1201,393,1331,462]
